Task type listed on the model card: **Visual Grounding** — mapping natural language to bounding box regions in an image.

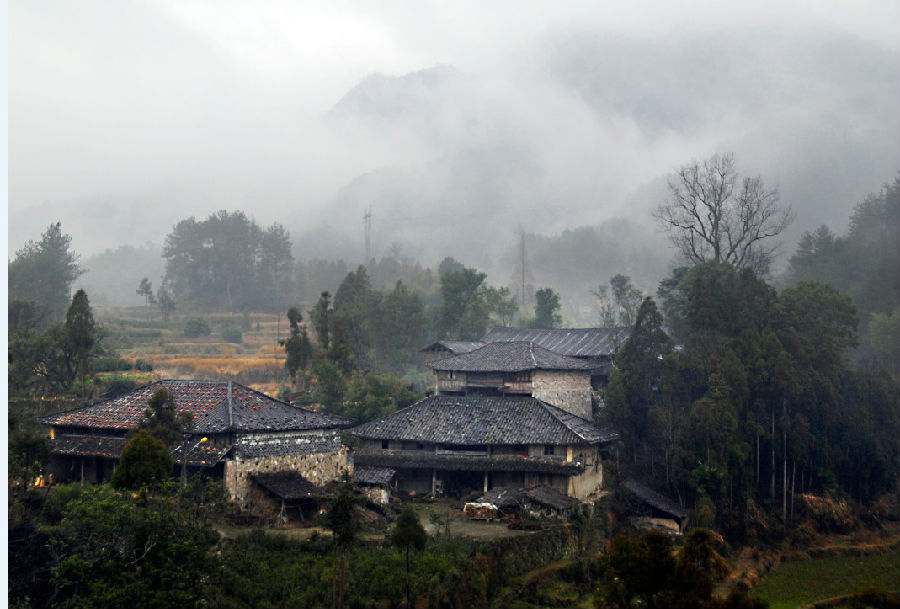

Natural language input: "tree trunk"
[755,432,760,492]
[339,553,346,609]
[783,431,788,521]
[790,460,797,522]
[770,409,776,500]
[406,545,411,609]
[782,398,788,522]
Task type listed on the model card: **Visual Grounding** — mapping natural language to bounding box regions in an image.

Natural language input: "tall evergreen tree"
[531,287,562,328]
[391,506,427,609]
[65,289,99,398]
[606,298,673,467]
[281,307,313,385]
[8,222,82,322]
[310,291,332,350]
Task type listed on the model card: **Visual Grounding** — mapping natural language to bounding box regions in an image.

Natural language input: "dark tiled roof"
[477,485,575,511]
[42,380,348,434]
[354,451,585,475]
[354,466,396,487]
[476,486,526,508]
[525,485,576,511]
[251,472,329,500]
[50,435,126,458]
[429,342,595,373]
[421,340,485,354]
[351,395,615,445]
[481,327,630,358]
[232,432,344,459]
[623,479,689,520]
[171,442,231,467]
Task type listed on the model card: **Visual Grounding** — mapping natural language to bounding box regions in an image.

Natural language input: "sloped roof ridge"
[349,395,608,445]
[429,340,593,372]
[535,399,595,442]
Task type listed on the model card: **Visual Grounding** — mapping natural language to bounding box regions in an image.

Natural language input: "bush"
[95,356,132,372]
[103,378,139,398]
[184,318,211,338]
[111,430,174,490]
[134,358,154,371]
[847,588,900,609]
[221,328,243,343]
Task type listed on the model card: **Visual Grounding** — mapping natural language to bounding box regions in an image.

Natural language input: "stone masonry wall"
[532,370,593,420]
[224,448,351,509]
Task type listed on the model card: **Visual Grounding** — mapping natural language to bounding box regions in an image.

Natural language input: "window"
[544,444,555,456]
[381,440,389,450]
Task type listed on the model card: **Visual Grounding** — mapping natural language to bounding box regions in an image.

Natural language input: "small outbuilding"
[622,479,689,533]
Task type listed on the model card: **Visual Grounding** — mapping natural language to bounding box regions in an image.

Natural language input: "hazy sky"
[8,1,900,260]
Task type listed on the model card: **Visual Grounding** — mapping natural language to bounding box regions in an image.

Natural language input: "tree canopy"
[654,153,793,274]
[9,222,83,322]
[163,210,293,312]
[788,174,900,376]
[111,430,174,490]
[608,260,898,535]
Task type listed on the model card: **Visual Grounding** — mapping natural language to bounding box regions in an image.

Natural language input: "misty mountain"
[10,21,897,296]
[305,25,897,279]
[329,64,463,121]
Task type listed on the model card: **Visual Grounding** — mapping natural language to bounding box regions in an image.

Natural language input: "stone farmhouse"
[480,326,630,394]
[352,337,620,500]
[42,379,351,509]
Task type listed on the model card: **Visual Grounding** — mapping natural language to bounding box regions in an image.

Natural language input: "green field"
[752,552,900,609]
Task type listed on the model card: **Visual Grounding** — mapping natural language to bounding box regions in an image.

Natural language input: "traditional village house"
[480,326,630,399]
[43,379,351,510]
[351,341,618,500]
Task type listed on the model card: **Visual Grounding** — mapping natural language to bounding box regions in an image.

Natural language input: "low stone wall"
[224,448,351,509]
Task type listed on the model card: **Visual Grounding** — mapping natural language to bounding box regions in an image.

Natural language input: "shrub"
[221,328,243,343]
[94,356,132,372]
[111,430,173,490]
[184,318,211,338]
[103,378,139,398]
[134,358,154,371]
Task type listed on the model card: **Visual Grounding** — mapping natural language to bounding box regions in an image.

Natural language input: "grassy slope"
[752,552,900,609]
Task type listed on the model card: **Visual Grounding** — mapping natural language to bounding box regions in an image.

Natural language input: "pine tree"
[65,290,99,398]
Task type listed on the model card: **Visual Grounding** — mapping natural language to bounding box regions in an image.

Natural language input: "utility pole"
[519,227,527,307]
[363,206,372,264]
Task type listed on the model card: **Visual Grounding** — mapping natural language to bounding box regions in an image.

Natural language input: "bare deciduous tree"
[654,153,794,273]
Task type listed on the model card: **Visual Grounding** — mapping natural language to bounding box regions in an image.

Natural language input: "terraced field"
[98,307,291,394]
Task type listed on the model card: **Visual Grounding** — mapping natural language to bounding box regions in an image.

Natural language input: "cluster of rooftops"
[43,326,628,498]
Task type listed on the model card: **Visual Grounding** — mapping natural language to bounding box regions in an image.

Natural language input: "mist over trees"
[162,210,294,313]
[787,174,900,376]
[79,244,165,307]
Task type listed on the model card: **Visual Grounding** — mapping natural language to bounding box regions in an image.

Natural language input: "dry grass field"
[98,306,293,394]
